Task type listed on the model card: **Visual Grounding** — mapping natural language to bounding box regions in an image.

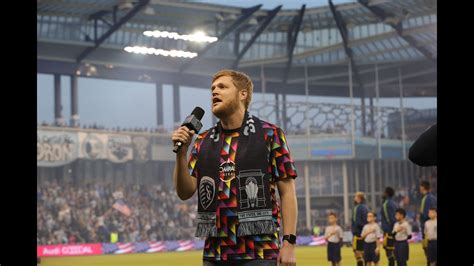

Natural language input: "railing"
[249,101,436,139]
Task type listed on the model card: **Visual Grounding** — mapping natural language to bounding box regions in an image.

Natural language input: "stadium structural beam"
[328,0,367,136]
[173,84,181,126]
[342,161,350,227]
[282,4,306,84]
[76,0,150,64]
[369,96,374,136]
[234,29,241,56]
[232,5,283,69]
[179,4,262,73]
[275,93,280,126]
[54,74,62,126]
[156,83,164,127]
[70,75,79,127]
[357,0,436,63]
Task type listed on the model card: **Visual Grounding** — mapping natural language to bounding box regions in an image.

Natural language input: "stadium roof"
[37,0,437,98]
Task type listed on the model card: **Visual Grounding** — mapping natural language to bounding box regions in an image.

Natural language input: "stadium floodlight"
[248,17,258,25]
[75,63,98,76]
[118,0,134,10]
[143,6,155,15]
[143,30,218,43]
[123,46,198,58]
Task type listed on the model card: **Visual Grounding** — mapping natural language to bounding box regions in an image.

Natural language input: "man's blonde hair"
[355,192,366,202]
[212,69,253,110]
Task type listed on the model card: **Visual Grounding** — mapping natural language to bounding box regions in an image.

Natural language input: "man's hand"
[172,126,197,200]
[278,241,296,266]
[171,126,195,155]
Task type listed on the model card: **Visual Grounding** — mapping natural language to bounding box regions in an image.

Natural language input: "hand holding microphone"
[172,107,205,154]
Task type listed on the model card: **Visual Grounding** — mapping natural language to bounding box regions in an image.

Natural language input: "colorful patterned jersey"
[188,120,297,261]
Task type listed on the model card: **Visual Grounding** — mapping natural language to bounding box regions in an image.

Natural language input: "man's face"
[419,186,426,194]
[328,215,337,225]
[211,76,243,119]
[428,210,437,219]
[354,195,360,204]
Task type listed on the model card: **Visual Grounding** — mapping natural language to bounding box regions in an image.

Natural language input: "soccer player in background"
[380,187,397,266]
[419,180,437,266]
[351,192,368,266]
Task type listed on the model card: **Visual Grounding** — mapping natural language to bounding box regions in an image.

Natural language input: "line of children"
[325,198,432,266]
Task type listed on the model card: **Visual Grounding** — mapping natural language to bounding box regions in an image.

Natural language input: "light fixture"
[138,74,152,82]
[215,13,225,21]
[124,46,198,58]
[85,65,97,76]
[143,6,155,15]
[118,0,134,10]
[76,63,98,76]
[143,30,218,43]
[248,17,258,25]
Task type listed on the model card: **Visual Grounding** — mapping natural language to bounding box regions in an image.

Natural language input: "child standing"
[324,212,344,266]
[361,211,382,266]
[392,208,412,266]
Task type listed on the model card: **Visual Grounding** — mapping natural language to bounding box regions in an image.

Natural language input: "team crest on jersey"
[199,176,215,210]
[219,159,236,182]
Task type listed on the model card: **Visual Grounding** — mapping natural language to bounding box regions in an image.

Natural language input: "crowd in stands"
[37,181,197,245]
[38,121,169,133]
[38,121,398,139]
[37,172,437,245]
[286,123,350,135]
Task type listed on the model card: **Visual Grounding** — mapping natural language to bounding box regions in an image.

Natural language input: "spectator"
[37,181,199,245]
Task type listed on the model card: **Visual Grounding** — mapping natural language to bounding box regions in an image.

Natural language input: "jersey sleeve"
[271,127,297,181]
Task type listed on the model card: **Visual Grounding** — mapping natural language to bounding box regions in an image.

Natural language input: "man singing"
[172,69,298,266]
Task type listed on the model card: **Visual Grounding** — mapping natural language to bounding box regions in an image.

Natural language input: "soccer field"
[41,243,427,266]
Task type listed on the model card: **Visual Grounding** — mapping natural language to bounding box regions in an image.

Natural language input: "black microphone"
[173,107,205,153]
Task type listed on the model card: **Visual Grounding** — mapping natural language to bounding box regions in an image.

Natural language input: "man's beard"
[212,94,241,119]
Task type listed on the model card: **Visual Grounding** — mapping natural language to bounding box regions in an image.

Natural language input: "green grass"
[41,243,427,266]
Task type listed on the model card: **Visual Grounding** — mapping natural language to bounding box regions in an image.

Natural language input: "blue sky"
[37,74,436,130]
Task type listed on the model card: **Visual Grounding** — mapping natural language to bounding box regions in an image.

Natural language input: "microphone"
[173,107,205,153]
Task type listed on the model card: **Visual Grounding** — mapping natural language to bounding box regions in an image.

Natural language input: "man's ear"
[240,89,248,101]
